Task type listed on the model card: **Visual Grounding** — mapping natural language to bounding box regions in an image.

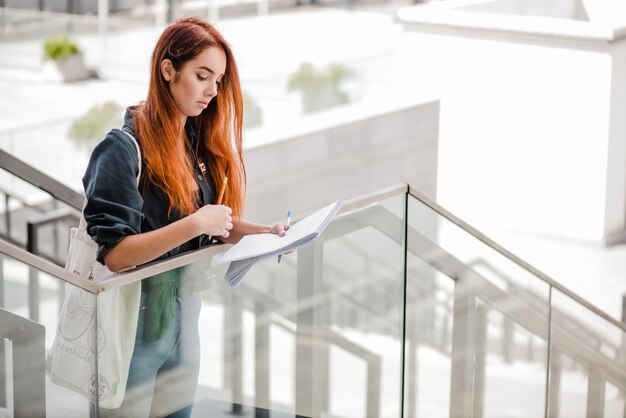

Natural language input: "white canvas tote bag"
[47,130,142,409]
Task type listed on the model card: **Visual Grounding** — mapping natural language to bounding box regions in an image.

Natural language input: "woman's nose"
[205,82,218,97]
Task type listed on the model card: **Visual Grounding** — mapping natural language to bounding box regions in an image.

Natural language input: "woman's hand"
[193,204,233,238]
[269,223,290,237]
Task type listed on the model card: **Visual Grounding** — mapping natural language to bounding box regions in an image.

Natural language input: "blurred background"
[1,2,626,417]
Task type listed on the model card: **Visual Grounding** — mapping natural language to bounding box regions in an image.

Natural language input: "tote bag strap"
[78,130,142,232]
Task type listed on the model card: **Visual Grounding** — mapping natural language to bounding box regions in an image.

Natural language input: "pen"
[277,209,292,264]
[217,176,228,205]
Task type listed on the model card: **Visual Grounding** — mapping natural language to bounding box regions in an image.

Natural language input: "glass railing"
[0,184,624,417]
[0,119,92,193]
[405,185,626,418]
[0,240,98,417]
[88,185,406,417]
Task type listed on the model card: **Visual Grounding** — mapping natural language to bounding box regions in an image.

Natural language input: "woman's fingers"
[270,223,290,236]
[194,204,235,236]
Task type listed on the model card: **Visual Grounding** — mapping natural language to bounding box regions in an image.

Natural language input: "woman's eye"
[197,74,208,81]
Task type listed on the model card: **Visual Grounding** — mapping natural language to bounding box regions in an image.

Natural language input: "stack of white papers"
[215,200,342,287]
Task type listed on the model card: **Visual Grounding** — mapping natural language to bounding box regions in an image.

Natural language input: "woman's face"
[162,46,227,123]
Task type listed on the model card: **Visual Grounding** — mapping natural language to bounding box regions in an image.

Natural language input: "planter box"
[42,53,88,83]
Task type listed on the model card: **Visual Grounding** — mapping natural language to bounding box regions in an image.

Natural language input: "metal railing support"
[622,295,626,418]
[547,348,562,418]
[473,305,488,418]
[0,308,46,418]
[0,339,5,411]
[406,303,419,418]
[449,275,477,418]
[586,367,605,418]
[621,294,626,364]
[502,314,514,364]
[254,302,270,418]
[0,255,5,409]
[365,347,381,418]
[295,240,327,418]
[224,292,244,414]
[3,193,9,239]
[27,206,77,263]
[527,335,534,362]
[28,267,39,322]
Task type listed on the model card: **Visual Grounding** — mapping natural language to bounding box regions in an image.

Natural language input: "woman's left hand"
[222,220,291,245]
[269,223,290,237]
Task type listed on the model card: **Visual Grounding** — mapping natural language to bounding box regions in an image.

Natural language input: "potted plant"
[42,34,88,82]
[287,63,353,113]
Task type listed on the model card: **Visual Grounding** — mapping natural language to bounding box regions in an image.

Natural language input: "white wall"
[603,39,626,241]
[460,0,587,20]
[397,5,626,242]
[243,99,440,224]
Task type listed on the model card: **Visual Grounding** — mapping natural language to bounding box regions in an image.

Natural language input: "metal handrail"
[0,239,99,293]
[408,185,626,333]
[97,183,408,292]
[0,150,83,210]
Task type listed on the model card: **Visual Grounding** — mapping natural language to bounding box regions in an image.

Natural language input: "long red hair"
[134,16,245,218]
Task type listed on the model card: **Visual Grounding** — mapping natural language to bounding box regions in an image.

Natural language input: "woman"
[83,17,288,417]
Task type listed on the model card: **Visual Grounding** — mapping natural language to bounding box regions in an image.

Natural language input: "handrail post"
[406,296,418,418]
[618,294,626,418]
[547,348,562,418]
[586,367,605,418]
[295,240,327,418]
[366,352,381,418]
[0,309,46,417]
[254,302,270,417]
[3,193,9,239]
[473,305,488,418]
[502,314,514,364]
[26,222,40,321]
[0,255,5,410]
[449,274,477,418]
[225,291,244,414]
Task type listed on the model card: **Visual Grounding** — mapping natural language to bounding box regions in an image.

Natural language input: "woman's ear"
[161,59,175,81]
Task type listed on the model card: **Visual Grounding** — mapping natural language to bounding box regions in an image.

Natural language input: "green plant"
[287,63,353,113]
[43,34,81,61]
[243,92,263,128]
[68,101,122,149]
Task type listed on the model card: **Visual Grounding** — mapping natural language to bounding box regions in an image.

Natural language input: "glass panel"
[0,120,90,192]
[0,252,94,417]
[549,288,626,418]
[406,194,550,418]
[321,195,405,418]
[97,194,406,417]
[480,308,547,418]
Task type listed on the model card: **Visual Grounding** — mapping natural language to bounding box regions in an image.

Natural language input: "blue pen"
[277,209,292,264]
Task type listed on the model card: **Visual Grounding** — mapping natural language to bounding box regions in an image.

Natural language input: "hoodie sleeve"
[82,129,144,265]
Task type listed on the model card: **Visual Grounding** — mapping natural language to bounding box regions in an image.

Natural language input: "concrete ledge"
[244,96,440,223]
[397,0,626,44]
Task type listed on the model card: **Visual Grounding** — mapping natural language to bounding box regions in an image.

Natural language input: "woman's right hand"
[193,204,233,238]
